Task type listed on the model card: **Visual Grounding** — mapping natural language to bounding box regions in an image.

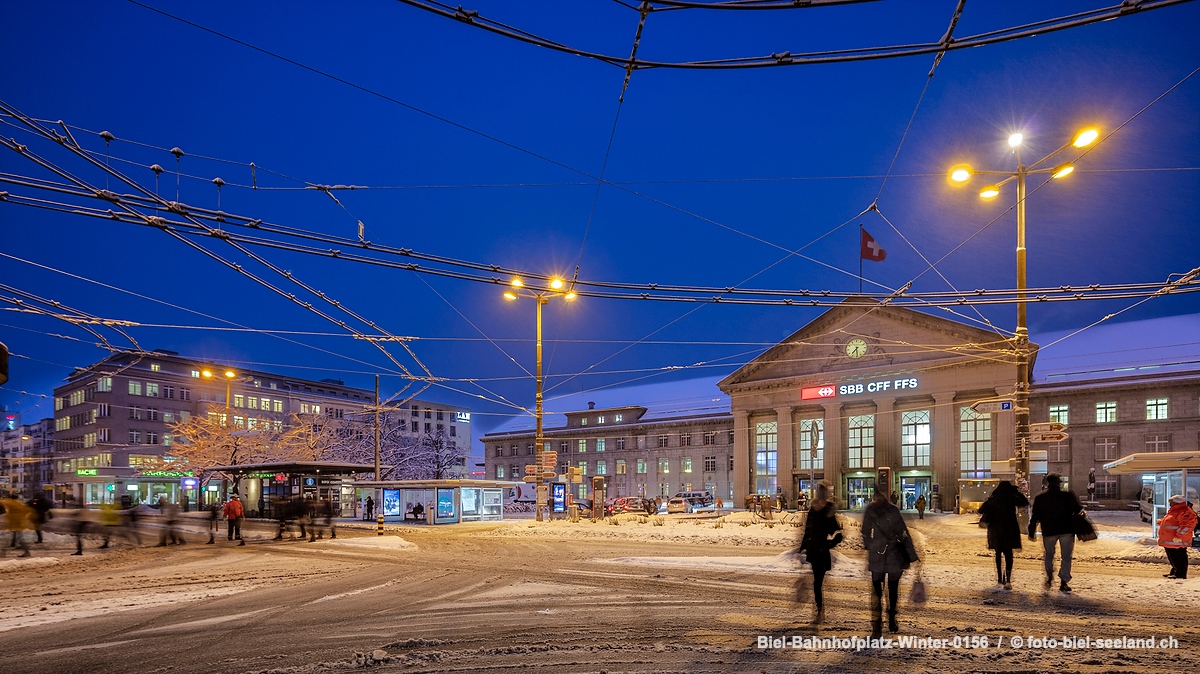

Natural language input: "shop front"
[64,467,197,508]
[210,461,379,519]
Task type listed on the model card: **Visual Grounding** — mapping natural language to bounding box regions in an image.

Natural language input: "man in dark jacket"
[1028,473,1083,593]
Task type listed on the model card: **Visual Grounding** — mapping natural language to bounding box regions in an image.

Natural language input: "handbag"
[793,575,813,604]
[909,571,928,605]
[1073,511,1098,542]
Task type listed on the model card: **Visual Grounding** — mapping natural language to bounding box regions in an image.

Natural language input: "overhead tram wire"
[395,0,1193,70]
[0,103,435,396]
[3,183,1196,307]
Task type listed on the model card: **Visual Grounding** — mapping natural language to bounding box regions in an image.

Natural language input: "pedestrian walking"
[1,496,33,557]
[98,503,122,549]
[862,491,919,638]
[1159,494,1197,579]
[365,495,375,520]
[915,494,926,519]
[979,481,1029,590]
[207,501,220,544]
[156,497,185,546]
[715,496,724,514]
[29,495,52,543]
[224,494,246,545]
[1027,473,1083,593]
[797,481,842,625]
[70,502,92,555]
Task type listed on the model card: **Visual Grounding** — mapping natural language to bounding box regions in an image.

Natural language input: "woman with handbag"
[798,481,842,625]
[979,481,1028,590]
[862,491,919,638]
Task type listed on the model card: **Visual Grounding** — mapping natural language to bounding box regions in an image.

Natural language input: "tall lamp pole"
[202,368,245,508]
[949,127,1099,497]
[504,276,575,522]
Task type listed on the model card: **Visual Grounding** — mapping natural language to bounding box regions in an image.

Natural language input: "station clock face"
[845,338,868,359]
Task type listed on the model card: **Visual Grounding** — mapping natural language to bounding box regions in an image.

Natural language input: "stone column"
[822,402,844,495]
[933,393,957,510]
[775,406,795,504]
[874,397,897,477]
[732,410,750,505]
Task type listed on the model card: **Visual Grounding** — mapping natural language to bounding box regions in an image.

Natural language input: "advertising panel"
[383,488,401,516]
[551,483,566,513]
[436,487,455,519]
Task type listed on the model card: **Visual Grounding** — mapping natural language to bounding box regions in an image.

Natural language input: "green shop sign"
[76,468,98,476]
[139,470,195,478]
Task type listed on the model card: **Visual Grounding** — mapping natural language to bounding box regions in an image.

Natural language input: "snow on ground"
[314,536,416,551]
[0,585,255,633]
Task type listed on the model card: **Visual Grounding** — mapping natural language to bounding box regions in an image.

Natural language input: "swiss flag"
[860,228,887,262]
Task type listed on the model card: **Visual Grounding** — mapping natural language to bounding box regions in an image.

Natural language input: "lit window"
[191,370,200,378]
[247,397,258,410]
[636,459,647,474]
[272,399,282,413]
[658,457,670,473]
[616,459,626,475]
[681,457,693,473]
[578,461,588,477]
[597,460,607,476]
[97,377,112,392]
[900,410,931,467]
[597,415,605,424]
[614,414,623,423]
[1146,398,1168,421]
[959,408,992,479]
[578,439,587,453]
[596,438,606,452]
[1096,402,1117,423]
[128,381,142,396]
[581,417,588,426]
[1048,405,1069,424]
[233,394,244,408]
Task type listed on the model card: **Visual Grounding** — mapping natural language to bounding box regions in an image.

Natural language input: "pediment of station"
[718,300,1014,391]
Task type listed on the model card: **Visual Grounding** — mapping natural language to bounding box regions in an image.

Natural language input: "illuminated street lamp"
[504,276,576,522]
[948,127,1099,496]
[202,368,242,428]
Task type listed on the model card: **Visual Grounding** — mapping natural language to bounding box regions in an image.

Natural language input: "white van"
[673,491,713,506]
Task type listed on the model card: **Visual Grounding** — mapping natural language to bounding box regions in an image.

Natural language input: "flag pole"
[858,224,863,294]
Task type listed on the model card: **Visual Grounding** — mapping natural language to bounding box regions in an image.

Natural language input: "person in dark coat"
[1028,473,1083,593]
[862,491,919,638]
[979,481,1029,590]
[29,495,52,543]
[914,494,927,519]
[798,481,842,624]
[365,496,375,520]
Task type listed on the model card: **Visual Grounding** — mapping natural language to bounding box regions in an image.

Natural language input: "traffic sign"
[1029,432,1069,443]
[524,465,539,475]
[522,476,539,483]
[971,399,1013,414]
[1029,422,1068,433]
[541,451,558,464]
[541,471,557,479]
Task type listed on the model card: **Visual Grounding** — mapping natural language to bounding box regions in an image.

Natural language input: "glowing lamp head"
[550,278,564,290]
[1008,133,1023,148]
[1051,163,1075,179]
[979,185,1001,199]
[503,291,518,301]
[509,277,524,288]
[201,369,213,378]
[564,292,576,301]
[949,166,972,183]
[1072,128,1099,148]
[224,370,236,379]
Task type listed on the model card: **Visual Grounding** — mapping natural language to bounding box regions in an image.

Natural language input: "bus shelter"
[356,479,518,524]
[210,461,380,519]
[1104,451,1200,537]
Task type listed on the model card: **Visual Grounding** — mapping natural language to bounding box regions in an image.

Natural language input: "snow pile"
[0,556,59,572]
[315,535,416,550]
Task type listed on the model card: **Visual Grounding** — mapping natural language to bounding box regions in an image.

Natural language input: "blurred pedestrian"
[365,495,375,520]
[30,494,52,543]
[798,481,842,625]
[224,494,245,545]
[915,494,926,519]
[862,491,918,638]
[1,496,33,557]
[70,502,92,555]
[1159,494,1197,579]
[1028,473,1083,593]
[979,481,1028,590]
[98,502,122,549]
[207,500,220,544]
[156,497,185,546]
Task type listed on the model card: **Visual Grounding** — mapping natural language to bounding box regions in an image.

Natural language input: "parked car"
[666,497,691,514]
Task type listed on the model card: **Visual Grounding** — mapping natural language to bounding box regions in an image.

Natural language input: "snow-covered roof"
[1032,313,1200,386]
[483,375,730,438]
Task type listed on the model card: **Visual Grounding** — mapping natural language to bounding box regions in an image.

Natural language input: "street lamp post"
[949,127,1099,497]
[202,368,246,508]
[504,276,575,522]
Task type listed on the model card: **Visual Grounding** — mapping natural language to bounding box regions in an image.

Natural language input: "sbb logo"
[801,385,837,400]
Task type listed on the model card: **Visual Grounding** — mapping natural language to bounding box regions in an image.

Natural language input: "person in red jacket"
[224,494,246,546]
[1159,494,1197,579]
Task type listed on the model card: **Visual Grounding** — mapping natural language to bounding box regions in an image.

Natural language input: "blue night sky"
[2,1,1198,448]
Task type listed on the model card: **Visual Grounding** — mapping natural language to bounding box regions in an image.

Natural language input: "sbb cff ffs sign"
[802,377,920,400]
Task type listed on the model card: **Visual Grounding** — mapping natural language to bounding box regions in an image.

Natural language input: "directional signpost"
[1029,422,1068,434]
[524,465,539,475]
[1028,432,1070,443]
[971,399,1014,414]
[522,476,539,483]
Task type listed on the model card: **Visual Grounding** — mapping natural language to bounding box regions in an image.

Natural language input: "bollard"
[377,513,384,536]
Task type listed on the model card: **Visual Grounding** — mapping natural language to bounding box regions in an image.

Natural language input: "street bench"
[405,511,425,522]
